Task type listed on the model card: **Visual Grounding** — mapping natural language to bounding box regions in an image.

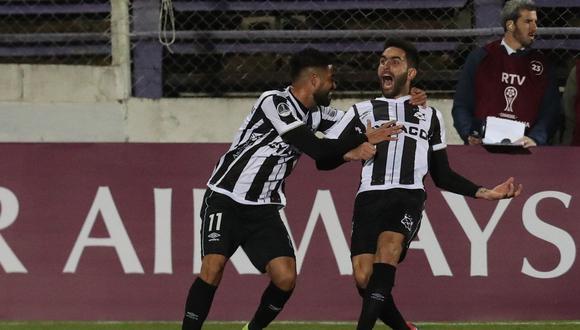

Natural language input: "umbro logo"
[208,232,221,242]
[370,293,385,302]
[268,304,282,311]
[185,312,199,320]
[401,213,414,231]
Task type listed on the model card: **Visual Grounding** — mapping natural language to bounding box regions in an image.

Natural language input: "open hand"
[475,177,523,200]
[365,120,402,144]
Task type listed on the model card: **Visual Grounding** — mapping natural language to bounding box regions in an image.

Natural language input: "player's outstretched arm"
[475,177,523,200]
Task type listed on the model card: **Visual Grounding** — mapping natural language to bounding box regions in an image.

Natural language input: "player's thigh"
[380,189,425,262]
[381,189,425,245]
[351,191,385,257]
[242,207,295,274]
[200,191,243,259]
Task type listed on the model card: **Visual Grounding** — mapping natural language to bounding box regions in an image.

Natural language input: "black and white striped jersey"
[325,95,447,194]
[207,86,345,206]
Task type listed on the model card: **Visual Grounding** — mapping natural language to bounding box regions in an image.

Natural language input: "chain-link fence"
[0,0,112,65]
[1,0,578,98]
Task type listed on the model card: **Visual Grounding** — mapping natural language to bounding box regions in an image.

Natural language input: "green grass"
[0,322,579,330]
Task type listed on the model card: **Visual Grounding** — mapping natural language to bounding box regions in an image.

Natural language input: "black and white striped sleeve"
[429,108,447,151]
[261,94,304,135]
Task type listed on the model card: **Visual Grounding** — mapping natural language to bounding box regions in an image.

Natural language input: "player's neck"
[290,86,316,109]
[382,88,410,100]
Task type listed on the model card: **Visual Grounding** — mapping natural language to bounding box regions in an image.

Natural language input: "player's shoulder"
[258,88,289,103]
[351,99,375,114]
[256,88,292,111]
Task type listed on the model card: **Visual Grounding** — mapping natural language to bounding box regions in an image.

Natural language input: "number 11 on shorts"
[208,212,222,231]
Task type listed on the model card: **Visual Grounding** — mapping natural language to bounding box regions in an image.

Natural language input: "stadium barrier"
[0,144,578,321]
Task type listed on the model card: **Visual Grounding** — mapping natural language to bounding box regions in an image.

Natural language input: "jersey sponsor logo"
[530,60,544,75]
[503,86,518,113]
[268,141,294,157]
[233,133,261,159]
[401,213,414,231]
[400,125,428,141]
[277,103,292,117]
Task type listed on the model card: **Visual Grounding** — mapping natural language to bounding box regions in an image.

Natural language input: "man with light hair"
[452,0,560,148]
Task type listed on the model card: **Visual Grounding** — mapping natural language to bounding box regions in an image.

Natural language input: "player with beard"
[317,39,523,330]
[452,0,560,147]
[180,48,429,330]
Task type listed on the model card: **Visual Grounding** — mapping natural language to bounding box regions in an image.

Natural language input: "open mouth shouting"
[381,73,394,91]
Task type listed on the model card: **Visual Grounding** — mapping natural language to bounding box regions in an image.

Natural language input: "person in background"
[451,0,560,148]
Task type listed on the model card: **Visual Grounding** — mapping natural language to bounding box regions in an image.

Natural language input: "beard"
[515,28,535,47]
[314,89,332,107]
[381,71,408,98]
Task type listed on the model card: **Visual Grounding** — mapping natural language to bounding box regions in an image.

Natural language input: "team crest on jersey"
[413,110,426,121]
[277,103,292,117]
[530,60,543,75]
[401,213,414,231]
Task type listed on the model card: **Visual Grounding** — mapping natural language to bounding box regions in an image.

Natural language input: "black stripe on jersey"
[399,136,417,184]
[370,99,391,185]
[371,99,389,120]
[245,155,281,202]
[404,101,420,124]
[216,133,279,191]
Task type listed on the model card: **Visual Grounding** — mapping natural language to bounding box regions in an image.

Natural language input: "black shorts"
[351,188,426,263]
[200,189,295,273]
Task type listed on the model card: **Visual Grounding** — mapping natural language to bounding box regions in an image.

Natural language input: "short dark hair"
[383,39,419,69]
[501,0,537,31]
[289,48,332,81]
